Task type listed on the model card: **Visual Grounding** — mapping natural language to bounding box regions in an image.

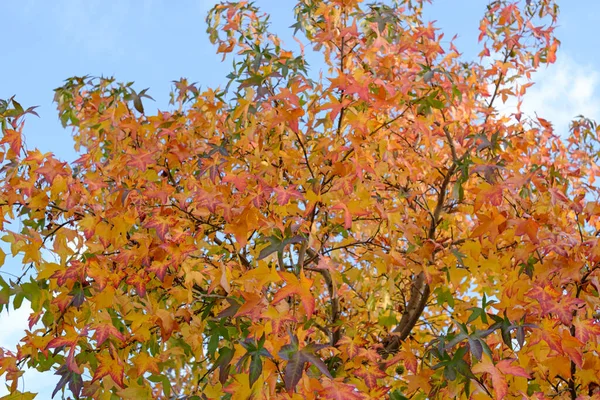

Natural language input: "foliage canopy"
[2,0,600,399]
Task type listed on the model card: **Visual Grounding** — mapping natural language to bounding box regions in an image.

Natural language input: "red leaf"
[273,185,303,205]
[126,149,157,170]
[526,285,584,325]
[573,318,600,343]
[495,359,530,379]
[331,203,352,229]
[145,217,171,241]
[93,323,126,346]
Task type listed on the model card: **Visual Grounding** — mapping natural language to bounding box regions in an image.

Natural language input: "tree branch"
[305,248,340,346]
[382,162,456,354]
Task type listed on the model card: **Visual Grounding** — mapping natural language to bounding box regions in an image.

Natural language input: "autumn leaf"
[93,322,126,346]
[338,335,365,359]
[354,364,387,389]
[514,218,539,244]
[278,337,331,392]
[573,318,600,343]
[272,271,315,318]
[319,379,364,400]
[273,185,303,205]
[0,1,591,399]
[0,128,22,155]
[526,285,585,325]
[132,352,160,376]
[92,352,125,388]
[472,356,529,400]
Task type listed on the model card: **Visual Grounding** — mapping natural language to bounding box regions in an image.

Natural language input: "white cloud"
[498,54,600,136]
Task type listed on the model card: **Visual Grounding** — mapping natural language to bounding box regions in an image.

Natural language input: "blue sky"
[1,0,599,397]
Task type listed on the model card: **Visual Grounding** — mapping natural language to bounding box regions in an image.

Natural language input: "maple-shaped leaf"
[144,216,171,241]
[222,173,249,191]
[337,335,365,359]
[319,379,365,400]
[0,128,22,155]
[46,330,80,352]
[125,273,148,297]
[234,292,266,319]
[526,285,585,325]
[93,322,126,346]
[146,259,173,282]
[514,218,540,244]
[273,185,303,205]
[237,334,273,387]
[126,149,158,170]
[52,364,83,400]
[472,356,529,400]
[92,352,125,388]
[257,234,305,260]
[35,158,68,184]
[132,352,160,376]
[278,337,331,392]
[573,317,600,343]
[46,325,88,374]
[559,330,584,368]
[470,212,506,242]
[354,364,387,389]
[474,182,503,210]
[272,271,315,318]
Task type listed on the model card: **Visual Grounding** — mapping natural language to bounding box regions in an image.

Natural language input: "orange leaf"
[272,272,315,318]
[514,218,539,244]
[92,352,125,388]
[560,330,584,368]
[133,352,160,376]
[472,356,507,400]
[0,128,22,155]
[319,379,364,400]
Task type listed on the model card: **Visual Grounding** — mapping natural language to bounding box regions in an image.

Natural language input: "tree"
[1,0,598,398]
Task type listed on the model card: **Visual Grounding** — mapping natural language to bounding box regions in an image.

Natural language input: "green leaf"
[389,390,409,400]
[12,99,24,115]
[13,289,25,310]
[378,311,397,328]
[278,343,297,361]
[257,236,283,260]
[215,347,234,384]
[249,355,262,387]
[436,287,455,308]
[452,85,463,102]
